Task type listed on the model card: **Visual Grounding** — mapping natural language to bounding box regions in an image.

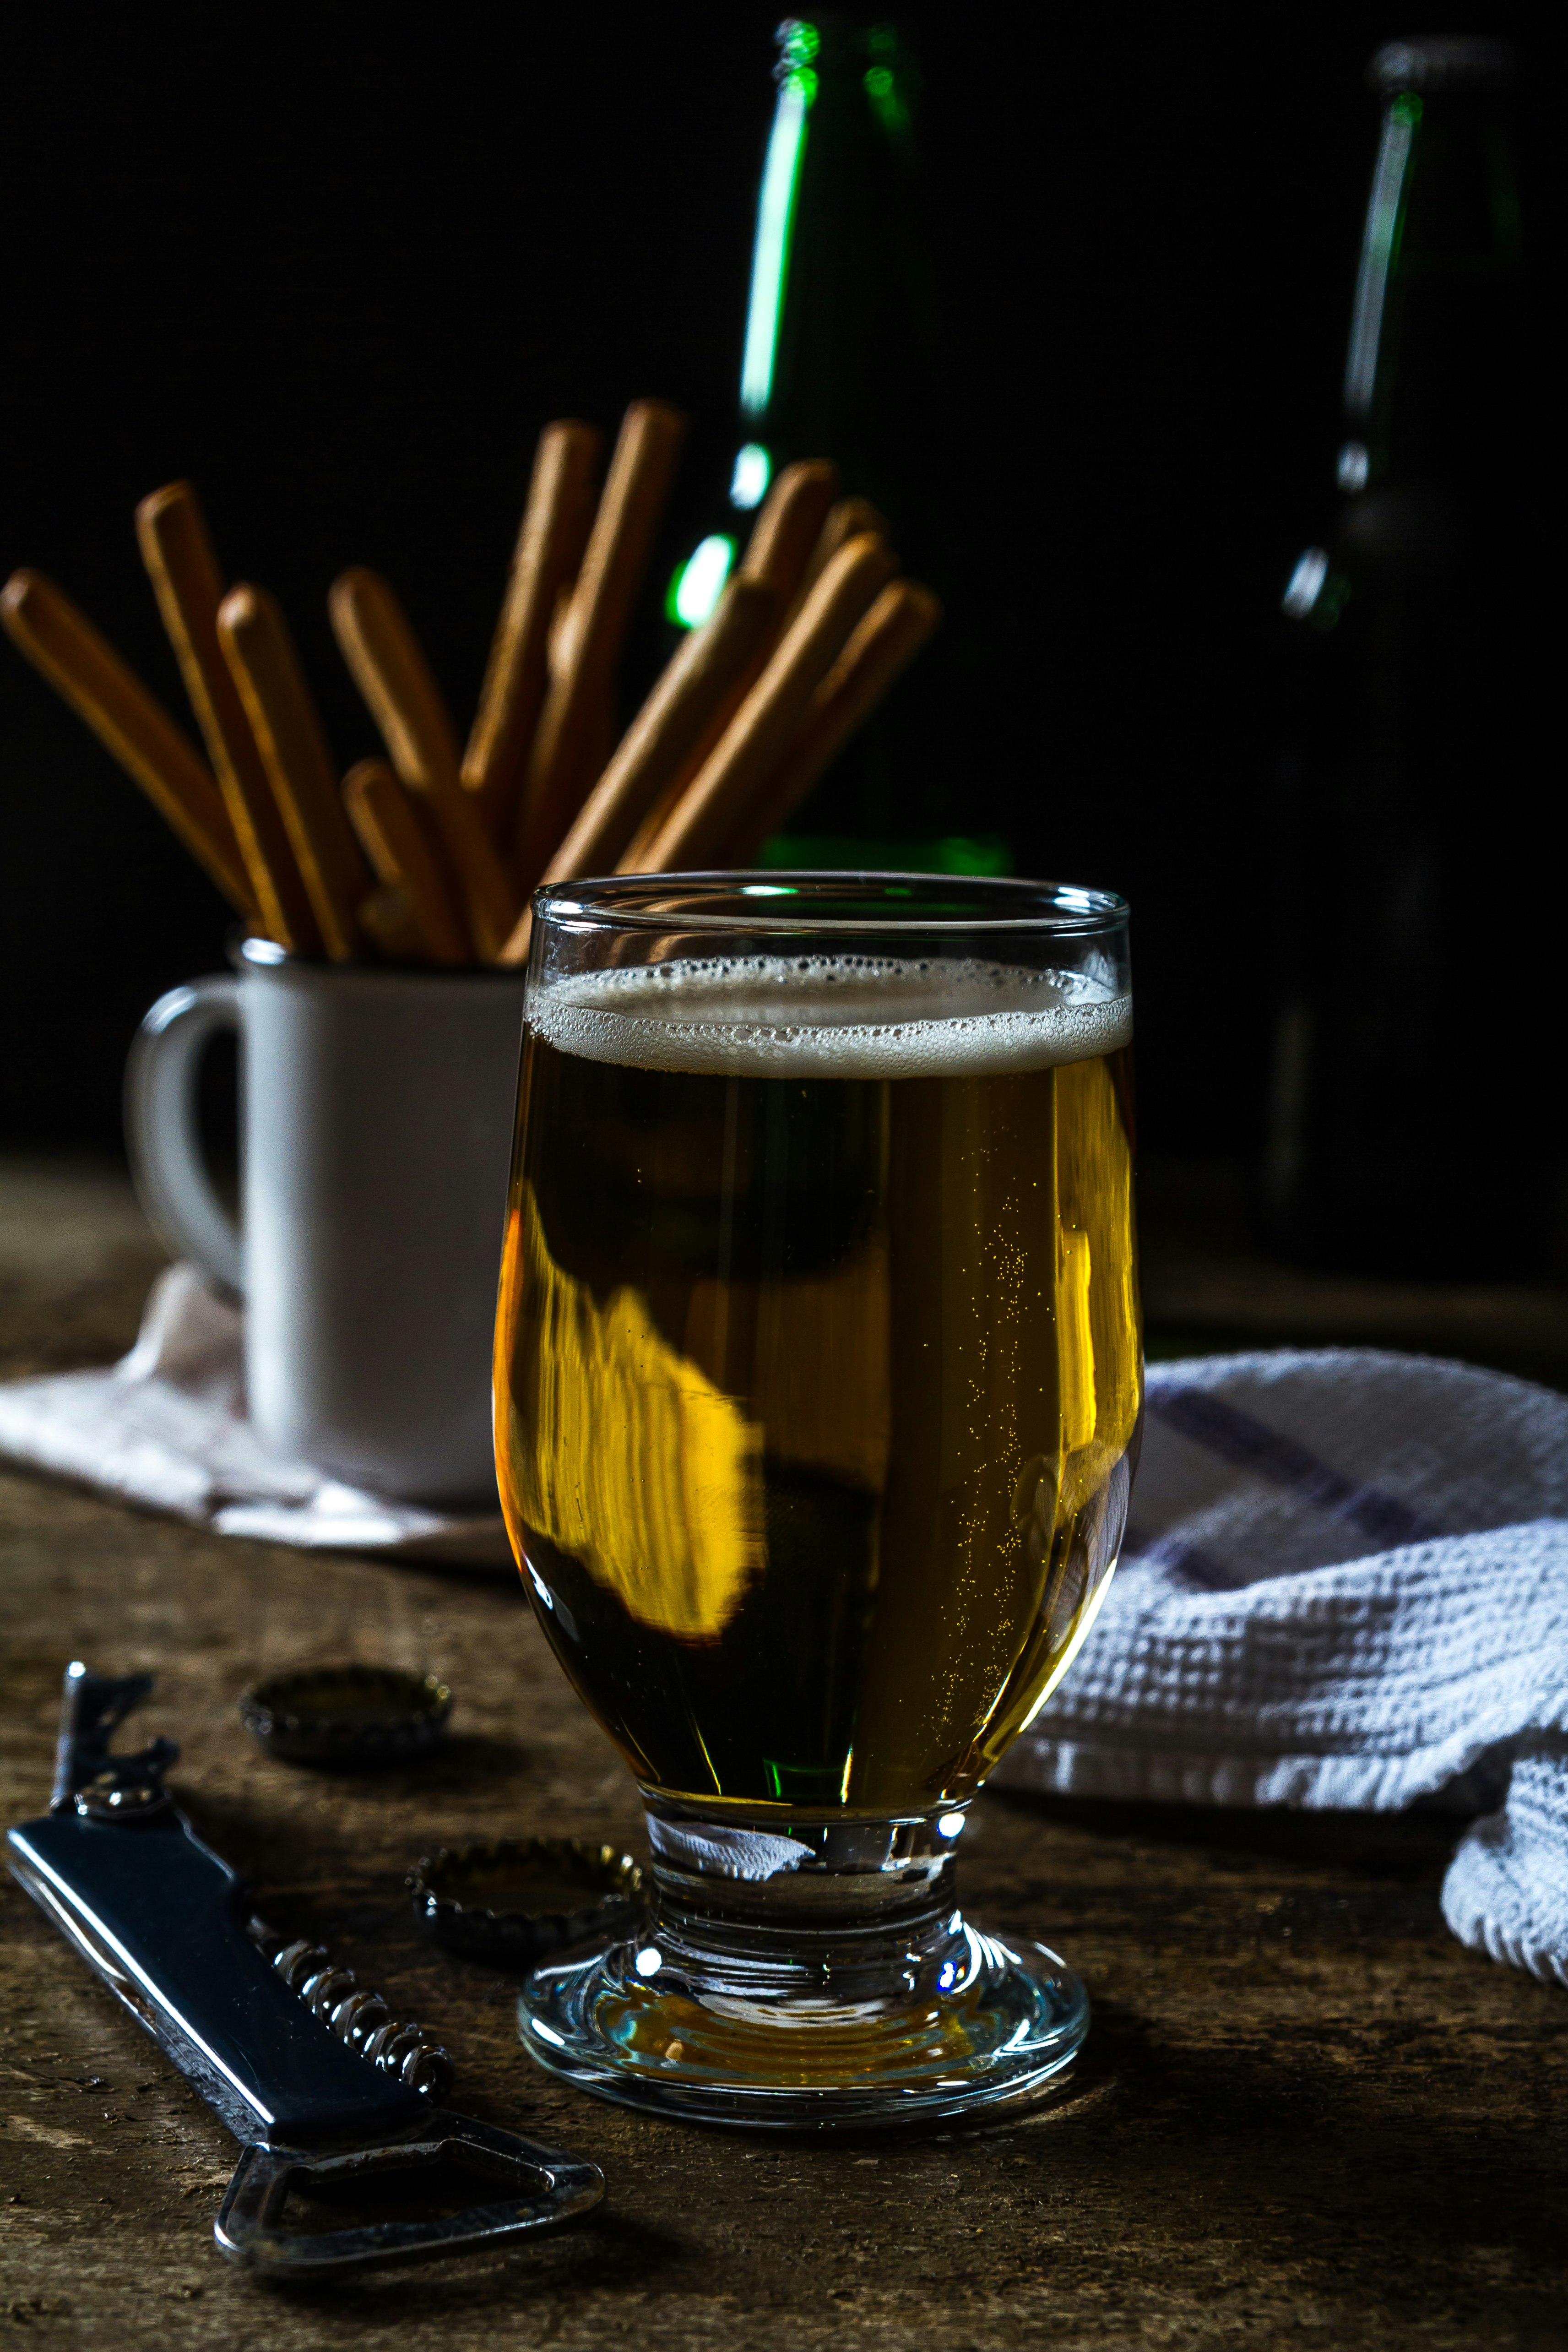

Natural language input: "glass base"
[516,1798,1089,2130]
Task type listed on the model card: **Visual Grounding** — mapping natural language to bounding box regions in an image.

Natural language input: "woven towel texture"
[995,1349,1568,1983]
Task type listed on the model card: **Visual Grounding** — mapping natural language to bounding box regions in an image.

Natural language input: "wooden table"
[2,1158,1565,2348]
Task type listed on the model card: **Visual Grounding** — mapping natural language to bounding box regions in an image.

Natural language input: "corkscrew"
[248,1921,456,2100]
[6,1664,602,2278]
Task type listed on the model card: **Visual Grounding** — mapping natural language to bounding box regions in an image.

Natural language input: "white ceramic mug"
[125,938,527,1505]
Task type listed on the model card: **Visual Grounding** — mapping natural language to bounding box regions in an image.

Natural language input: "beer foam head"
[529,955,1132,1079]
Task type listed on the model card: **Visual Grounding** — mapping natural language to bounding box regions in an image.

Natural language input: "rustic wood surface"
[2,1159,1566,2350]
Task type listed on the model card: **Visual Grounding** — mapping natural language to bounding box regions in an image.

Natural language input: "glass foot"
[517,1798,1089,2130]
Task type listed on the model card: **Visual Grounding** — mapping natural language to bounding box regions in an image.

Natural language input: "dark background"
[1,5,1555,1158]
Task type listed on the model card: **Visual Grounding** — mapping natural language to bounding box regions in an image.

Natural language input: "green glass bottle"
[667,14,1008,877]
[1261,38,1557,1278]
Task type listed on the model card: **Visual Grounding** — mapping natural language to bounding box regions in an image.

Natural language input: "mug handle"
[125,977,244,1295]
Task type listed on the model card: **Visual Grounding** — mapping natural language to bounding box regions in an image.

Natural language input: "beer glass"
[496,875,1141,2125]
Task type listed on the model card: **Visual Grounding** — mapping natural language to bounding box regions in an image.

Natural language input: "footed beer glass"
[496,875,1141,2126]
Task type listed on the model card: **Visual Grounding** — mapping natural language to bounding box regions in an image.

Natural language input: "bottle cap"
[407,1838,645,1966]
[1369,38,1514,95]
[239,1667,453,1768]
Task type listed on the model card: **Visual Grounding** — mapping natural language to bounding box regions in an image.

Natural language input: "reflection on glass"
[664,533,735,630]
[1281,546,1330,618]
[728,441,772,510]
[739,49,817,420]
[1344,94,1420,420]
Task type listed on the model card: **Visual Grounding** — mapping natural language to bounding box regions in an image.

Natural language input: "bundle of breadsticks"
[0,399,940,968]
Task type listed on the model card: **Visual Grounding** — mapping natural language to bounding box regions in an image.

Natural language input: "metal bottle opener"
[5,1663,603,2278]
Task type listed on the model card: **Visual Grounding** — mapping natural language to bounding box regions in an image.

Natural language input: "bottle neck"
[734,14,933,506]
[1340,84,1523,491]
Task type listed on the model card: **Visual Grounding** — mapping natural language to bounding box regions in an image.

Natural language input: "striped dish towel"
[993,1349,1568,1984]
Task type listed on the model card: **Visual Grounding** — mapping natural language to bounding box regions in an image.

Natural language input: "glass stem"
[635,1794,971,2013]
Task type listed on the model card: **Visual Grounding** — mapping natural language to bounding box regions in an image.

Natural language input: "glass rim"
[532,870,1129,938]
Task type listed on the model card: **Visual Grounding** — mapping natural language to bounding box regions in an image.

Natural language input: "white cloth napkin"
[994,1347,1568,1984]
[0,1262,511,1565]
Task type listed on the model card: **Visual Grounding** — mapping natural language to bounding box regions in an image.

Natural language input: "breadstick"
[217,584,367,959]
[461,421,601,839]
[692,462,840,763]
[793,497,890,614]
[738,461,840,603]
[616,497,895,872]
[615,770,689,873]
[358,881,427,962]
[550,578,775,875]
[640,533,896,871]
[343,758,471,965]
[608,462,839,880]
[329,567,518,960]
[328,565,460,787]
[0,568,252,913]
[723,582,943,864]
[513,399,686,888]
[496,576,776,965]
[136,483,320,954]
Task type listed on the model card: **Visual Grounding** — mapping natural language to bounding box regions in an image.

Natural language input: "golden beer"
[495,952,1140,1816]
